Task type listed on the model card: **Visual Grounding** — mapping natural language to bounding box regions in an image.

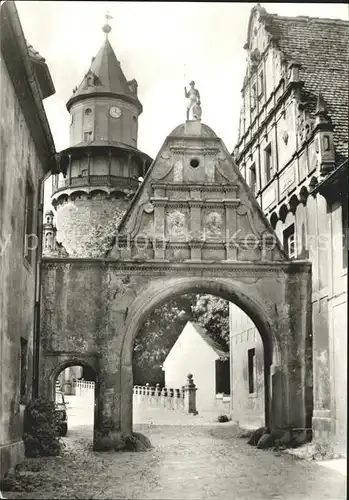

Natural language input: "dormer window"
[85,70,96,88]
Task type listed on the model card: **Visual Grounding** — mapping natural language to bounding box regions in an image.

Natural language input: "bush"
[313,440,335,460]
[217,414,230,423]
[23,397,63,457]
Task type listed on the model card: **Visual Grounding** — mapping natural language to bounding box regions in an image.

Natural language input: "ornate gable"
[110,121,287,262]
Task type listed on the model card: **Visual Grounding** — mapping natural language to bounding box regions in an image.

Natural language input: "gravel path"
[4,420,346,500]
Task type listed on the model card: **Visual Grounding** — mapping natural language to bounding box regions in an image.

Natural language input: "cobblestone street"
[4,403,346,500]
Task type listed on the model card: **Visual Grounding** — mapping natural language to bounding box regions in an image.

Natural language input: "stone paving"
[3,403,346,500]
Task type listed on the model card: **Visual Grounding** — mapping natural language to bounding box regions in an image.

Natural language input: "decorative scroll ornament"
[143,203,154,214]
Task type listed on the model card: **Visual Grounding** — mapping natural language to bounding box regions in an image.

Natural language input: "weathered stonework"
[40,121,313,451]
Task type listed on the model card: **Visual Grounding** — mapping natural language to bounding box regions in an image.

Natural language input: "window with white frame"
[283,224,296,258]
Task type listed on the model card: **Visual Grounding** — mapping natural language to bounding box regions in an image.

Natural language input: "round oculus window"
[85,108,92,115]
[190,158,200,168]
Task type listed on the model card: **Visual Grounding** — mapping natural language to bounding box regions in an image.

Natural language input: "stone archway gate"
[40,121,312,450]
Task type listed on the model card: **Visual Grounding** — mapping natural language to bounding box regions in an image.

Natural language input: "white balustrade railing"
[133,383,186,412]
[73,379,95,397]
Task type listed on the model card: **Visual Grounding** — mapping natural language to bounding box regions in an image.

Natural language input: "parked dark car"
[55,390,68,436]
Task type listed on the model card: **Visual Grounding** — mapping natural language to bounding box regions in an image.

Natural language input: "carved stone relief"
[173,160,184,182]
[167,209,187,241]
[204,211,223,239]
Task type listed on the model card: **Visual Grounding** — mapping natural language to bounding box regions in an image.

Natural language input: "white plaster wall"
[163,322,219,411]
[229,303,265,428]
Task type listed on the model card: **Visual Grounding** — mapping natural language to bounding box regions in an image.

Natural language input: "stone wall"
[54,197,128,256]
[39,259,312,449]
[0,56,45,477]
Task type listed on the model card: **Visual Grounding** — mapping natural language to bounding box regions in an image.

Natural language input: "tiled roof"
[189,322,228,359]
[266,14,349,161]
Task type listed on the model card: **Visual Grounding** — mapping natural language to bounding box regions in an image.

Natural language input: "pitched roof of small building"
[188,321,228,359]
[265,13,349,163]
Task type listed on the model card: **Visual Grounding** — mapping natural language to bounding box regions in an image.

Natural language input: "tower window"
[81,169,88,177]
[249,163,257,195]
[283,224,296,258]
[264,143,273,183]
[248,348,255,394]
[85,108,92,115]
[84,131,92,142]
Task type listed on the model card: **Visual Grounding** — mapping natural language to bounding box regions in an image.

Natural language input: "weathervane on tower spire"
[102,11,113,37]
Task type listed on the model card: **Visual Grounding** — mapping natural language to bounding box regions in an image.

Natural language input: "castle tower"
[51,18,152,256]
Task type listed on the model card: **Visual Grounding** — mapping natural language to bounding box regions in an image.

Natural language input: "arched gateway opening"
[121,277,280,435]
[45,359,98,440]
[131,288,270,430]
[40,120,312,451]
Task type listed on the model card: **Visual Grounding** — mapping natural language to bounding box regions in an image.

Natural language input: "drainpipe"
[32,177,46,398]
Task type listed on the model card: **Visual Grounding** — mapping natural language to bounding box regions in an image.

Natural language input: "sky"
[14,1,348,210]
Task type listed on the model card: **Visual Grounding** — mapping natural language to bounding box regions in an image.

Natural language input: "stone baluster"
[168,388,174,410]
[160,387,165,407]
[146,383,150,404]
[181,385,185,410]
[175,388,180,410]
[184,374,198,415]
[150,385,155,406]
[155,383,161,407]
[162,387,168,408]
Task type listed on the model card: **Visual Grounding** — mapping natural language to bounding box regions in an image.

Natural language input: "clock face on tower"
[109,106,122,119]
